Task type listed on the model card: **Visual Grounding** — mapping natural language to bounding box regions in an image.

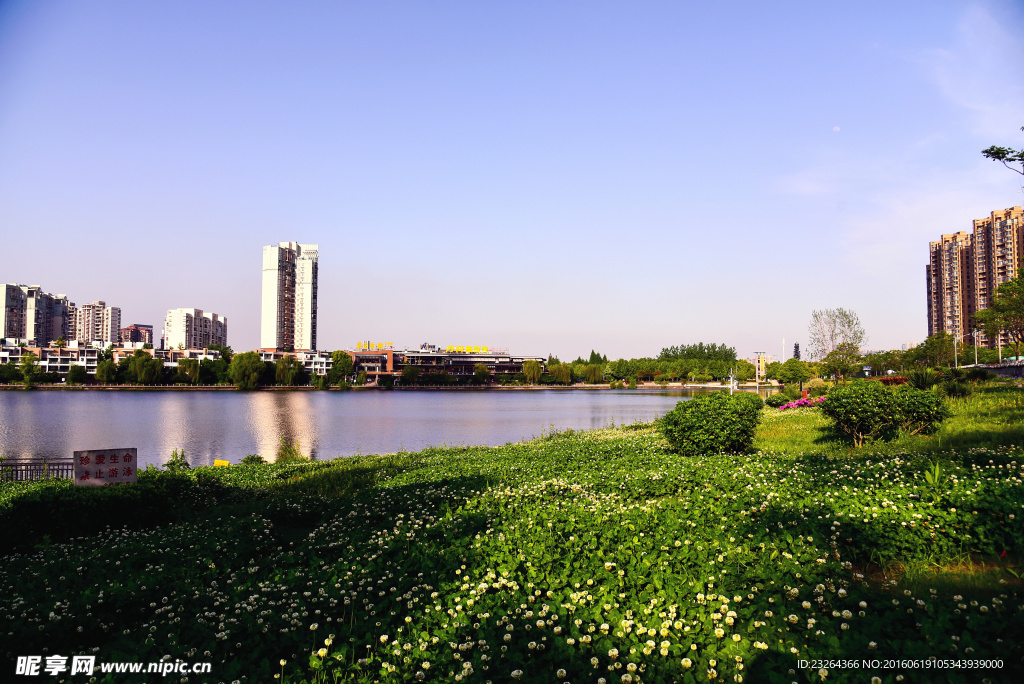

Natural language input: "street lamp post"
[972,329,979,366]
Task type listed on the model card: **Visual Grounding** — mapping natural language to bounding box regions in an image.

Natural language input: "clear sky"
[1,1,1022,361]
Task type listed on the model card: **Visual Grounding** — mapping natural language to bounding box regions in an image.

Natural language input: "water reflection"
[0,389,754,469]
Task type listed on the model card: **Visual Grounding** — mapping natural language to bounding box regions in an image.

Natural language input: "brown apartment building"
[927,206,1023,348]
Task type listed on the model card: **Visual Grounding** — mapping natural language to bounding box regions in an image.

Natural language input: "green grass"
[755,382,1024,456]
[1,391,1022,683]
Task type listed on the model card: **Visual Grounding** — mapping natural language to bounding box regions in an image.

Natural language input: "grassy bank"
[1,393,1022,683]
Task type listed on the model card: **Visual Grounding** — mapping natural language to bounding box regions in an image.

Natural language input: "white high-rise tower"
[261,242,318,352]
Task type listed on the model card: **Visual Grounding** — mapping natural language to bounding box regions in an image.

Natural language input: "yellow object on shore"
[213,459,230,467]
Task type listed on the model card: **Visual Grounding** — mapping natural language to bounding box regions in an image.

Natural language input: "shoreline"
[0,382,775,392]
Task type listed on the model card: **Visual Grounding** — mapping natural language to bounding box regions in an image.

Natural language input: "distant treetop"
[658,342,737,363]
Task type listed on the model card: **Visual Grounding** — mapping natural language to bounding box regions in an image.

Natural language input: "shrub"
[906,368,940,391]
[628,378,637,390]
[164,448,191,473]
[765,393,790,408]
[732,392,764,412]
[805,378,827,397]
[891,387,950,436]
[966,367,997,384]
[659,392,762,456]
[779,396,826,410]
[276,438,307,463]
[820,381,894,447]
[877,375,907,386]
[781,384,802,400]
[939,379,972,399]
[240,454,266,465]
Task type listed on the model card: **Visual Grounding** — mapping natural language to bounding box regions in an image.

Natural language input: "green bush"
[732,391,764,412]
[276,438,307,463]
[940,379,972,399]
[781,384,802,400]
[805,378,827,397]
[966,367,997,384]
[820,381,894,447]
[891,387,950,436]
[240,454,266,465]
[658,392,762,456]
[765,393,790,408]
[627,378,637,390]
[907,368,940,391]
[163,448,191,473]
[822,382,950,446]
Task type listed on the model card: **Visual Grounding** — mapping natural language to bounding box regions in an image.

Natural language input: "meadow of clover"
[1,384,1022,684]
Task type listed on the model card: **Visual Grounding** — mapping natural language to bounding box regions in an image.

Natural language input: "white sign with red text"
[73,449,138,486]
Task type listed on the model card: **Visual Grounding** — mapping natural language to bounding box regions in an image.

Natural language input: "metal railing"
[0,460,74,482]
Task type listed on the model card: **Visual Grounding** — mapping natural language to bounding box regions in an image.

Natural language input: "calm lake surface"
[0,389,746,468]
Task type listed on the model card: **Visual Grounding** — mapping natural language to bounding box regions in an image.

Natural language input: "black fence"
[0,460,74,482]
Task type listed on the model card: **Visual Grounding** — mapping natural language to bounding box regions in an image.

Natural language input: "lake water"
[0,388,759,468]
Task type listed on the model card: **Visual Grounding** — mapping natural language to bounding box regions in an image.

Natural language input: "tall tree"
[808,308,866,360]
[96,359,117,384]
[973,267,1024,359]
[523,360,543,384]
[229,352,266,390]
[777,358,812,386]
[20,351,38,387]
[275,356,304,386]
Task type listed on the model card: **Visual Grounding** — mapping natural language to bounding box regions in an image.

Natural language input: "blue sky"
[1,1,1022,360]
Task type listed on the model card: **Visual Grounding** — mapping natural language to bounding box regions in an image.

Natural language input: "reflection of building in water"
[247,392,319,461]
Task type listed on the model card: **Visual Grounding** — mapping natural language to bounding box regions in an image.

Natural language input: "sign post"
[73,449,138,486]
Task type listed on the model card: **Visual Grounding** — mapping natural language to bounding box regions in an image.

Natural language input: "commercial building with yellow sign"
[340,342,542,384]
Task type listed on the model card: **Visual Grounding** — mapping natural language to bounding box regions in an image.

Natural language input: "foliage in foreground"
[1,417,1022,683]
[821,382,950,447]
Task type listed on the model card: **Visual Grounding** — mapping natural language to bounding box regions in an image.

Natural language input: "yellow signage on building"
[445,345,489,353]
[355,341,394,351]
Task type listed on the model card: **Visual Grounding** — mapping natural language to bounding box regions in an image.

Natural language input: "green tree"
[275,356,304,386]
[96,359,117,384]
[523,360,543,385]
[53,337,66,349]
[808,308,866,360]
[583,364,604,384]
[473,363,491,385]
[66,365,88,385]
[402,365,421,386]
[207,344,234,362]
[981,125,1024,176]
[177,358,200,385]
[821,342,862,383]
[776,358,812,386]
[20,351,38,388]
[548,363,571,385]
[329,351,354,384]
[356,370,367,386]
[229,352,266,390]
[973,267,1024,359]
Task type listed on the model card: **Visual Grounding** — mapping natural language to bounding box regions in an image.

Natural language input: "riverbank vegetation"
[2,386,1022,682]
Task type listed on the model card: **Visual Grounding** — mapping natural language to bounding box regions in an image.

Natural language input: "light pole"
[972,329,979,366]
[953,332,958,369]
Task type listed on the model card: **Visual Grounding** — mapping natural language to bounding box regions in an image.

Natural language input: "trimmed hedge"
[659,392,762,456]
[821,382,949,447]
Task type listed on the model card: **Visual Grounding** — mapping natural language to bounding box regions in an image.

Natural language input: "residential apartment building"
[926,206,1024,348]
[0,284,73,346]
[261,242,318,352]
[72,300,121,346]
[120,324,154,345]
[163,308,227,350]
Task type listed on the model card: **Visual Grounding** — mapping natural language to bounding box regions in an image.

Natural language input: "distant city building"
[73,300,121,346]
[0,284,73,346]
[163,308,227,350]
[120,324,154,345]
[261,242,318,352]
[926,206,1023,348]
